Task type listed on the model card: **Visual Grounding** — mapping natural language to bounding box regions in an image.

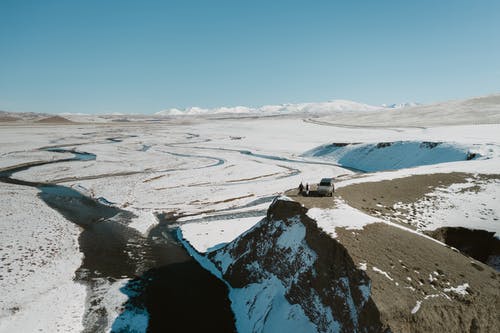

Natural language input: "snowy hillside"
[303,141,480,172]
[316,93,500,126]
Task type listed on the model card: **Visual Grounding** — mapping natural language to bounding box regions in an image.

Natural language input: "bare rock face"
[208,198,386,333]
[426,227,500,271]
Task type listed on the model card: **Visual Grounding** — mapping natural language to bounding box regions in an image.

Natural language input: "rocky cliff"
[206,197,385,332]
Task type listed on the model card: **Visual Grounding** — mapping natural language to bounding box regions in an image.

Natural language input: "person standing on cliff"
[298,182,304,195]
[305,183,309,196]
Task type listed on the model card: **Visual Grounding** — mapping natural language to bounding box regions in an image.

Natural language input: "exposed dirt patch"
[283,173,500,331]
[336,173,471,223]
[335,223,500,333]
[334,173,500,230]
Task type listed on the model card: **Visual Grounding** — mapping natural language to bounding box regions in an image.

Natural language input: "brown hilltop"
[36,115,73,123]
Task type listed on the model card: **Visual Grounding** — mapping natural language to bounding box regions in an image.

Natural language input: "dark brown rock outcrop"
[426,227,500,269]
[208,198,386,333]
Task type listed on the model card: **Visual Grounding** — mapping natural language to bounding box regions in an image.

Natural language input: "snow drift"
[303,141,479,172]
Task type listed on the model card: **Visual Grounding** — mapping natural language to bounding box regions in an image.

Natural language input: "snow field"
[0,184,85,332]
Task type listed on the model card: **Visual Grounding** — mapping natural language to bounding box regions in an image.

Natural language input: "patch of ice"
[128,210,158,235]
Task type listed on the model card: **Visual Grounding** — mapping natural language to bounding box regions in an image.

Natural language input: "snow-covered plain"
[0,184,85,332]
[1,94,499,332]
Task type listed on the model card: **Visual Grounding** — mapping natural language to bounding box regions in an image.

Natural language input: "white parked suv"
[317,178,334,197]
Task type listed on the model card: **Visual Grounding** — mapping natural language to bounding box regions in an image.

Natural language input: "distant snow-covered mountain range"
[155,99,419,116]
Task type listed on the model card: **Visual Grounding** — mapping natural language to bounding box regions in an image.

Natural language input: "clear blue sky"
[1,0,499,114]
